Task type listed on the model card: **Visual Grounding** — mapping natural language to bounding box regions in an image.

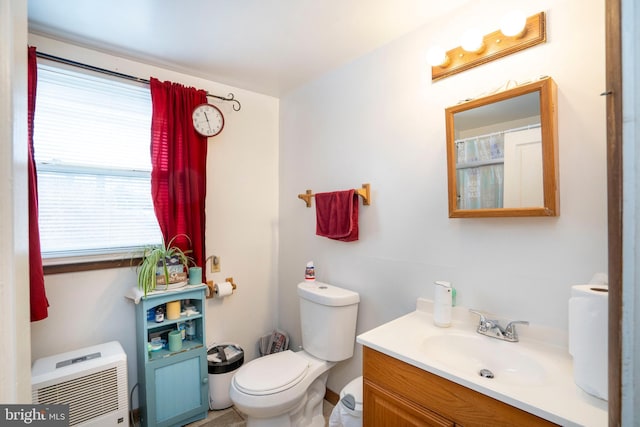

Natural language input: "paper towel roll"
[568,284,608,400]
[214,281,234,299]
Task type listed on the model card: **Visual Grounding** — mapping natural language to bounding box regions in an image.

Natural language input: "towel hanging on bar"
[315,190,359,242]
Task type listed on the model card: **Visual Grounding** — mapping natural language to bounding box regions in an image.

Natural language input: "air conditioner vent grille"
[33,366,126,426]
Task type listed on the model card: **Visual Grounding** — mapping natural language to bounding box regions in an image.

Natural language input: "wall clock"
[192,103,224,137]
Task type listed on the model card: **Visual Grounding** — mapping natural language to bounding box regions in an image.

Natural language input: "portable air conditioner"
[32,341,129,427]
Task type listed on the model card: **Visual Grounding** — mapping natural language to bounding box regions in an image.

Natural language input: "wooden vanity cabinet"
[363,347,558,427]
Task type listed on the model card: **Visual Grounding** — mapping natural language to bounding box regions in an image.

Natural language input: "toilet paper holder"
[206,277,237,299]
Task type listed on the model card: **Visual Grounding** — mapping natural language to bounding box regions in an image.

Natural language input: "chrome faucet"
[469,310,529,342]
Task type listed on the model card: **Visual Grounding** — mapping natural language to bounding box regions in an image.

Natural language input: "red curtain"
[149,78,208,282]
[28,46,49,321]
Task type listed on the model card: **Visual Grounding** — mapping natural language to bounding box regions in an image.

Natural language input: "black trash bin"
[207,344,244,410]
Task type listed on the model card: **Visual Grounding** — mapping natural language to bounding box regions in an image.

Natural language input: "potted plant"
[137,234,194,296]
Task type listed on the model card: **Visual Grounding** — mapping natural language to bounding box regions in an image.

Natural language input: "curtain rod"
[35,51,241,111]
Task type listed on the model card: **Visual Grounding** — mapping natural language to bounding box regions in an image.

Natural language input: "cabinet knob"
[202,377,208,384]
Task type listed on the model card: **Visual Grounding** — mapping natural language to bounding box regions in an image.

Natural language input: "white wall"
[0,0,31,403]
[28,35,280,406]
[278,0,607,394]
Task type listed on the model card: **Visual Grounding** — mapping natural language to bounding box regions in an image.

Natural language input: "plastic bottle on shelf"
[178,322,186,340]
[155,307,164,323]
[186,320,196,340]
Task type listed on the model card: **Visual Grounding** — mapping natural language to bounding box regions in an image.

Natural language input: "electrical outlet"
[211,256,221,273]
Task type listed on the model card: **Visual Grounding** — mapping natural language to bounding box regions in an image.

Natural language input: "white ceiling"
[28,0,470,97]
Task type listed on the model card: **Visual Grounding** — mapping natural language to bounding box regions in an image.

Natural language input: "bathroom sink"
[357,300,609,426]
[421,333,548,386]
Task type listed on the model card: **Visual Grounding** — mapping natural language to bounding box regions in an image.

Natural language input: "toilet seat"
[233,350,309,396]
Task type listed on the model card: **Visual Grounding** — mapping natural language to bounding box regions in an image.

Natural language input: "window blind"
[34,64,162,262]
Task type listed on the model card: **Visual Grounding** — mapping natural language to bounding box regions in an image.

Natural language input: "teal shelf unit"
[134,285,208,427]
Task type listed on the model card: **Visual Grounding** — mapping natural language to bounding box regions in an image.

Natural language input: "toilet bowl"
[229,281,360,427]
[230,350,333,426]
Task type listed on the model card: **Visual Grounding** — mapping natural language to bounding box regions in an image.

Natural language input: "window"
[34,63,161,264]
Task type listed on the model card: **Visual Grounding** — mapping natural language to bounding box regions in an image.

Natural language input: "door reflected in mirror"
[445,77,558,218]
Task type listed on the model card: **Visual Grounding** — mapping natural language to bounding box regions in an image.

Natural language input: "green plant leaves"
[137,234,195,296]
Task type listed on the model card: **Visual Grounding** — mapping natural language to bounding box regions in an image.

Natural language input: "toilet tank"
[297,281,360,362]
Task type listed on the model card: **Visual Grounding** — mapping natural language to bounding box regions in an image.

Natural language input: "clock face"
[192,104,224,137]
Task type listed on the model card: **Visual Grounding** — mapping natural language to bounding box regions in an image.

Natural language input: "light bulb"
[427,46,449,67]
[501,10,527,37]
[460,28,484,53]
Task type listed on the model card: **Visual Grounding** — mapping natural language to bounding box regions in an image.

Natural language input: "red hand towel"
[315,190,359,242]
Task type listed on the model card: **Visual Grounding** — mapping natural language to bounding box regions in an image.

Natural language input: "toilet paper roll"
[166,300,181,320]
[214,281,234,299]
[568,284,608,400]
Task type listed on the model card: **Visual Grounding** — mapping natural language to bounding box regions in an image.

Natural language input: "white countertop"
[356,298,608,427]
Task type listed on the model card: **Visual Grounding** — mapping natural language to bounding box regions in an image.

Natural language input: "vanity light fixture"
[426,46,449,68]
[500,10,527,38]
[460,28,485,53]
[429,11,546,81]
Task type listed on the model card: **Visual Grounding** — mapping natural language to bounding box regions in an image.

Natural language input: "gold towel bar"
[298,183,371,208]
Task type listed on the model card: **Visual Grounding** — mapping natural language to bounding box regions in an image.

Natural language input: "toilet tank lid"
[297,282,360,306]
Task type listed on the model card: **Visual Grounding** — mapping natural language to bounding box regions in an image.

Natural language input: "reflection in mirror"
[445,77,558,218]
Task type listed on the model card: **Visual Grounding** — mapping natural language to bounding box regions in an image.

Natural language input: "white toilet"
[230,281,360,427]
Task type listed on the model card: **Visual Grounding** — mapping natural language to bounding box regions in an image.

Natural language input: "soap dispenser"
[433,281,452,327]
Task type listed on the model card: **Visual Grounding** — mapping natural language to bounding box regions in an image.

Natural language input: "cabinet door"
[364,380,453,427]
[146,351,208,427]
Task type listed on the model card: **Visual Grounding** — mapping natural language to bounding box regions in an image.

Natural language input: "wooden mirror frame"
[445,77,559,218]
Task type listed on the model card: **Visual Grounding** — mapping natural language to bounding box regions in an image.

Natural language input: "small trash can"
[329,376,363,427]
[207,343,244,410]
